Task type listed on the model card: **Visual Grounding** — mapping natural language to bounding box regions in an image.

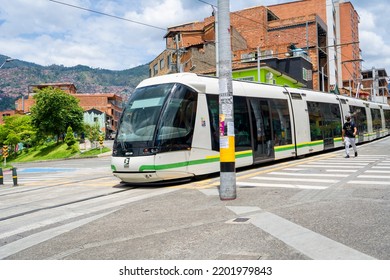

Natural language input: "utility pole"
[257,46,261,82]
[175,34,181,73]
[218,0,236,200]
[213,6,219,77]
[372,67,379,102]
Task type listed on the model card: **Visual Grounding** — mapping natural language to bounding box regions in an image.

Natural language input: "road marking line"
[358,175,390,179]
[299,164,365,168]
[299,162,368,166]
[0,211,115,260]
[237,182,327,190]
[236,154,337,181]
[252,176,339,183]
[348,180,390,185]
[283,168,307,171]
[249,211,376,260]
[269,172,348,177]
[325,169,358,173]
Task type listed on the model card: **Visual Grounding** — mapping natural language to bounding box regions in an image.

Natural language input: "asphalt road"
[0,137,389,260]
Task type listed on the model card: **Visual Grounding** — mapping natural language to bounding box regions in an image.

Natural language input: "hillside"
[0,54,149,111]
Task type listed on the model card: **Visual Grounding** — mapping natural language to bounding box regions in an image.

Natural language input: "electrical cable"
[48,0,166,31]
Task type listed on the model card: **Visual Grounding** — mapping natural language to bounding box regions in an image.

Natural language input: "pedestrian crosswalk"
[236,154,390,190]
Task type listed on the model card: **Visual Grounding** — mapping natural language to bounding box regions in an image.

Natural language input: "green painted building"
[232,65,305,88]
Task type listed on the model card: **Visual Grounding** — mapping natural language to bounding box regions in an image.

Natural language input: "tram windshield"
[118,84,172,142]
[115,83,197,156]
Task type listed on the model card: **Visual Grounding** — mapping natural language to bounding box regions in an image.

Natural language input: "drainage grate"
[232,217,250,223]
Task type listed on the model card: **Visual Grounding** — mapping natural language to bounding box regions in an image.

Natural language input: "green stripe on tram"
[296,140,324,148]
[139,150,253,171]
[274,144,295,152]
[139,140,335,171]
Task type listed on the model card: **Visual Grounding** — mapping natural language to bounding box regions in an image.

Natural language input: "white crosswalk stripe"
[237,155,390,190]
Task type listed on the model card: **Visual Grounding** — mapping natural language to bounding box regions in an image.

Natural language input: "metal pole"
[321,66,325,92]
[257,46,261,82]
[12,167,18,186]
[372,67,376,102]
[0,168,3,185]
[218,0,236,200]
[214,7,219,77]
[176,34,181,73]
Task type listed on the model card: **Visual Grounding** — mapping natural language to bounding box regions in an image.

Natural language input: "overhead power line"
[48,0,166,31]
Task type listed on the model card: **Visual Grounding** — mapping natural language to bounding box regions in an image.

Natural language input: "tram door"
[248,98,274,162]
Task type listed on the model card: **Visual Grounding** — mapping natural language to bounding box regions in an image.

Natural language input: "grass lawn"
[5,142,111,166]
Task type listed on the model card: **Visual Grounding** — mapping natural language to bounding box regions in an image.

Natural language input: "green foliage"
[64,126,77,147]
[79,147,110,157]
[30,87,84,141]
[0,114,37,148]
[84,122,101,148]
[0,96,16,111]
[11,142,80,162]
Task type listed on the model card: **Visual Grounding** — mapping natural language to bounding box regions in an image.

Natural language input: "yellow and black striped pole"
[0,168,3,185]
[218,0,236,200]
[2,145,8,166]
[12,167,18,186]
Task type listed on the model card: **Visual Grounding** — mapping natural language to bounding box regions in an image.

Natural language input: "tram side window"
[234,96,251,151]
[156,84,197,151]
[307,102,322,141]
[370,108,381,132]
[349,106,368,135]
[307,102,341,142]
[269,99,292,146]
[329,103,342,137]
[384,109,390,129]
[206,95,220,151]
[206,95,253,151]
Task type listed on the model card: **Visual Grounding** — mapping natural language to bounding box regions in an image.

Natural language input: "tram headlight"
[143,148,158,155]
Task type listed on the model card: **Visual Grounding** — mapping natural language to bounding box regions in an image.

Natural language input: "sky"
[0,0,389,72]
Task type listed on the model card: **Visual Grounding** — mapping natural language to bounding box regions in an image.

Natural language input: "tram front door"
[249,98,274,162]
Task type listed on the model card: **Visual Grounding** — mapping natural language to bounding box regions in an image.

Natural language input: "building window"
[153,64,158,76]
[237,76,254,81]
[160,58,165,70]
[303,68,308,81]
[303,68,312,81]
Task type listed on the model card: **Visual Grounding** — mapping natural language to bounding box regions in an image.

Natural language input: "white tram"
[111,73,390,183]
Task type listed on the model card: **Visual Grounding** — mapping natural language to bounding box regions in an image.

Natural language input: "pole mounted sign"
[2,145,8,166]
[2,145,8,158]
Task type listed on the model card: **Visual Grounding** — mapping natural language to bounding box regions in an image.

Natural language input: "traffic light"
[2,145,8,158]
[99,136,104,146]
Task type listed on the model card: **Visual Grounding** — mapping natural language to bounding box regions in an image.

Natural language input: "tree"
[30,87,84,143]
[84,122,101,148]
[4,132,20,155]
[64,126,77,147]
[0,114,37,149]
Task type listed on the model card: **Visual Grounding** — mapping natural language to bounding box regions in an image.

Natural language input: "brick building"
[361,68,389,103]
[14,83,123,136]
[0,110,16,125]
[149,0,365,96]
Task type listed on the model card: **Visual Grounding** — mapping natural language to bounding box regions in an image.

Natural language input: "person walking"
[342,115,358,158]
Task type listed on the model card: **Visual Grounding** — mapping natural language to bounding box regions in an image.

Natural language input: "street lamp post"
[0,58,14,69]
